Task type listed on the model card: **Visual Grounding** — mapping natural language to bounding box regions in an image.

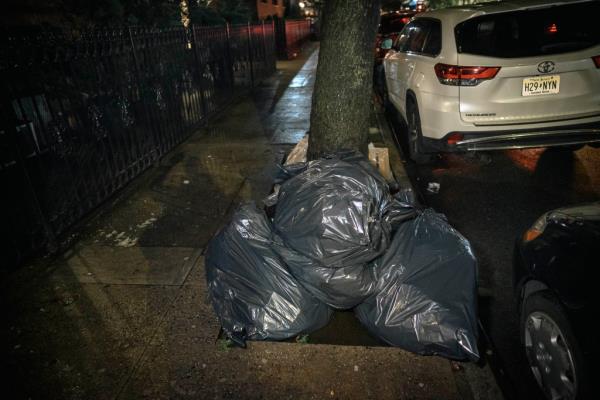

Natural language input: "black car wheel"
[521,292,586,400]
[406,100,432,164]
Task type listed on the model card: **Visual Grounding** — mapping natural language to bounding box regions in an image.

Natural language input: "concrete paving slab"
[122,258,464,400]
[204,100,268,138]
[122,340,464,400]
[77,188,226,249]
[271,127,308,145]
[79,137,284,248]
[268,50,317,144]
[181,256,206,287]
[51,245,197,285]
[151,279,220,346]
[3,277,179,400]
[133,207,228,248]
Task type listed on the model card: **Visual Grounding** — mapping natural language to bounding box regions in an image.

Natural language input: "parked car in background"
[375,11,415,65]
[513,202,599,400]
[382,0,600,163]
[374,11,415,99]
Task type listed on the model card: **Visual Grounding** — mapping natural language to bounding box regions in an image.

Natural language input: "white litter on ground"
[284,135,308,165]
[427,182,440,194]
[137,217,157,229]
[116,236,138,247]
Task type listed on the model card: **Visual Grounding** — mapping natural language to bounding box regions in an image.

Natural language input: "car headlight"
[523,212,549,242]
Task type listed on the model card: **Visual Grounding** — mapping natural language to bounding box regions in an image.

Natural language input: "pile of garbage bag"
[205,203,332,346]
[205,152,479,360]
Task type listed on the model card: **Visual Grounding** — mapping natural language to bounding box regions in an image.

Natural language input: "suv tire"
[406,99,433,164]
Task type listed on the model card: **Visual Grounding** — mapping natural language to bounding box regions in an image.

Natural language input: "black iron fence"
[0,22,278,268]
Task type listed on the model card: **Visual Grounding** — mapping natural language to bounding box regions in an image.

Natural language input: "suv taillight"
[434,63,501,86]
[593,55,600,68]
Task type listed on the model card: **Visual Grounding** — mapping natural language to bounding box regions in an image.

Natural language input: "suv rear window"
[455,1,600,58]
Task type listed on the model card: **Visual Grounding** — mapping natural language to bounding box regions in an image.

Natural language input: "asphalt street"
[387,112,600,399]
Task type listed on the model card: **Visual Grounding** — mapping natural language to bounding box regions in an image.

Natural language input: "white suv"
[382,0,600,162]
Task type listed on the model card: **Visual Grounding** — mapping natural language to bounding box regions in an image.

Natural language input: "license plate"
[522,75,560,96]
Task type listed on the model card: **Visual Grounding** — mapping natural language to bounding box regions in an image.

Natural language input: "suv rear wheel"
[521,292,586,400]
[406,99,432,164]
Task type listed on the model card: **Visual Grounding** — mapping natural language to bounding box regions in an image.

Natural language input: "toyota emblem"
[537,61,555,74]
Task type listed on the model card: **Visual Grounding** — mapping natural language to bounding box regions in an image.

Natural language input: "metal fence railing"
[0,22,277,268]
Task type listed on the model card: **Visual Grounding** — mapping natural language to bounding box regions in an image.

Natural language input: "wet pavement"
[260,50,316,145]
[1,43,502,400]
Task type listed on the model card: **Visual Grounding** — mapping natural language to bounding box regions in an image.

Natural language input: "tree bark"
[308,0,381,160]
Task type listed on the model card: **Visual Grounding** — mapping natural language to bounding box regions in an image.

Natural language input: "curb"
[371,101,413,192]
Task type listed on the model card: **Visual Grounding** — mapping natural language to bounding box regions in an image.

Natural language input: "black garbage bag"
[271,236,379,309]
[272,152,393,268]
[271,193,419,310]
[205,203,332,346]
[383,191,419,230]
[355,209,479,361]
[268,153,418,309]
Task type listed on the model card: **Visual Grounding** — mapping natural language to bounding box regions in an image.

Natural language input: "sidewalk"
[2,44,500,400]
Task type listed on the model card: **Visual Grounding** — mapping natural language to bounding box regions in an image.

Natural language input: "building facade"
[256,0,286,19]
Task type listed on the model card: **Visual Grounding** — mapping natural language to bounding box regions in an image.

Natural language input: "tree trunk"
[308,0,381,160]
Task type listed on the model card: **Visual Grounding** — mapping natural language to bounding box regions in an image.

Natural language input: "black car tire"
[406,99,433,164]
[521,291,587,400]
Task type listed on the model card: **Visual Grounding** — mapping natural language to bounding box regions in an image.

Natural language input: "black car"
[374,11,415,65]
[373,11,415,99]
[513,202,600,400]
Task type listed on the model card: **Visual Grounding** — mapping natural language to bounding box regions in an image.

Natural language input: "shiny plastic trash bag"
[355,209,479,360]
[270,195,417,309]
[269,153,418,309]
[271,236,379,309]
[272,152,393,268]
[205,203,332,346]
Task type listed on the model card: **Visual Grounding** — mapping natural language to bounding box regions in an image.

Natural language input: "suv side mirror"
[380,38,393,50]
